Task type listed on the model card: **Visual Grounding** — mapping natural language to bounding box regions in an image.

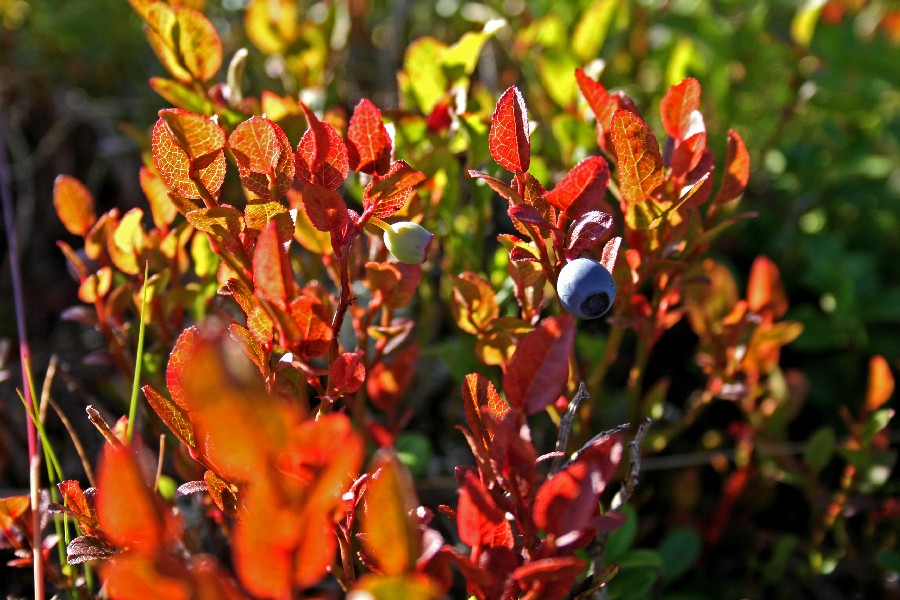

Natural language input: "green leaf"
[861,408,894,448]
[658,527,702,584]
[572,0,618,61]
[605,504,637,564]
[804,427,836,472]
[876,550,900,575]
[607,566,657,600]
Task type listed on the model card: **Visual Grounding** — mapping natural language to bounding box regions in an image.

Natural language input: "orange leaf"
[714,129,750,205]
[107,208,145,275]
[351,573,443,599]
[489,86,530,173]
[142,3,222,84]
[229,116,295,199]
[503,316,575,415]
[610,109,664,205]
[0,495,31,534]
[96,444,165,553]
[347,99,392,176]
[331,350,366,394]
[228,324,268,376]
[253,220,292,308]
[363,160,426,219]
[143,384,195,448]
[747,256,788,321]
[139,167,178,229]
[449,272,499,335]
[366,344,419,413]
[457,473,514,550]
[166,326,197,411]
[53,175,96,236]
[360,451,421,575]
[461,373,506,453]
[102,553,192,600]
[152,109,226,199]
[866,355,895,413]
[283,294,332,358]
[660,77,701,141]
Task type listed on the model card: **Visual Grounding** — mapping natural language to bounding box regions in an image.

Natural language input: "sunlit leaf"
[228,324,268,377]
[296,103,349,190]
[747,256,788,320]
[366,344,419,413]
[359,451,421,575]
[503,315,575,415]
[167,326,197,411]
[152,109,226,199]
[253,220,291,308]
[143,385,195,448]
[142,3,222,83]
[532,435,623,543]
[332,350,366,394]
[457,473,514,550]
[544,156,610,219]
[54,175,96,236]
[347,99,392,176]
[107,208,145,275]
[96,444,165,552]
[713,129,750,205]
[660,78,701,141]
[866,355,895,413]
[139,167,178,229]
[449,272,499,335]
[229,116,295,199]
[489,86,530,173]
[363,160,427,219]
[611,110,664,205]
[350,573,443,600]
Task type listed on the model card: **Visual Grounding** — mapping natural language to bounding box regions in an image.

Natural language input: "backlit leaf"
[139,167,178,229]
[347,99,392,176]
[167,326,197,411]
[360,451,421,575]
[513,556,586,598]
[57,481,96,530]
[96,444,165,552]
[228,323,268,377]
[532,435,623,543]
[351,574,443,600]
[364,160,427,218]
[203,470,238,515]
[253,220,292,308]
[365,261,422,308]
[152,109,226,199]
[747,256,788,320]
[713,129,750,205]
[229,117,295,199]
[296,104,349,190]
[457,473,514,550]
[143,3,222,83]
[366,344,419,413]
[611,110,664,205]
[107,208,145,275]
[489,86,530,173]
[449,272,499,335]
[143,385,195,448]
[332,350,366,394]
[294,181,350,239]
[283,294,332,358]
[660,78,701,141]
[148,77,214,116]
[244,198,294,242]
[461,374,503,456]
[503,315,575,415]
[54,175,96,236]
[866,355,895,413]
[544,156,610,219]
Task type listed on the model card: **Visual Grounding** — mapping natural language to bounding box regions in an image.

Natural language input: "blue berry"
[557,258,616,319]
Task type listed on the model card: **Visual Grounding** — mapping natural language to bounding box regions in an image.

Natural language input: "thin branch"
[47,397,95,486]
[611,418,652,511]
[551,381,590,474]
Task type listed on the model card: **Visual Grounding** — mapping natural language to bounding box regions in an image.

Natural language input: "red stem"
[0,120,44,598]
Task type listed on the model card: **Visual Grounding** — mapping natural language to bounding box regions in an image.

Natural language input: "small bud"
[383,221,434,264]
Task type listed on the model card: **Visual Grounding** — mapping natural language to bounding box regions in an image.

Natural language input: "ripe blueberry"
[556,257,616,319]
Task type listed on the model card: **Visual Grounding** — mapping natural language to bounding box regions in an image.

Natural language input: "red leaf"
[544,156,610,219]
[53,175,96,236]
[513,556,586,597]
[347,99,392,175]
[503,316,575,415]
[229,116,295,198]
[166,326,197,411]
[284,294,333,358]
[461,373,507,456]
[366,344,419,413]
[457,473,514,550]
[532,435,623,545]
[294,181,350,241]
[96,444,166,552]
[295,104,349,190]
[566,210,614,257]
[363,160,427,219]
[253,220,292,308]
[507,204,553,231]
[143,384,195,448]
[489,86,530,173]
[360,451,421,575]
[151,109,226,199]
[714,129,750,205]
[660,77,702,141]
[332,350,366,394]
[669,131,707,180]
[610,110,664,205]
